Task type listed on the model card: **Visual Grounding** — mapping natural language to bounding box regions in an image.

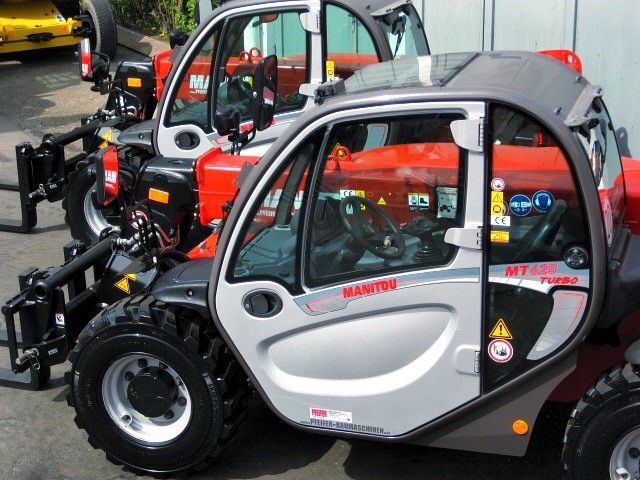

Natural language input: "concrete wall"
[413,0,640,157]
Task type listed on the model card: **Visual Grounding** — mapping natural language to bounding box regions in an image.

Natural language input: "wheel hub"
[127,367,178,418]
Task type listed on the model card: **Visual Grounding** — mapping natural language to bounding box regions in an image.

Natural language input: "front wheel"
[66,296,250,474]
[64,164,120,246]
[563,363,640,479]
[82,0,118,59]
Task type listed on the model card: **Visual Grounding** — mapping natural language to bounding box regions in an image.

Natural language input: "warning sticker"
[488,339,514,363]
[99,129,115,148]
[436,187,457,219]
[490,202,508,215]
[326,60,336,81]
[490,230,510,243]
[408,193,429,210]
[310,407,352,424]
[489,319,513,339]
[377,197,387,206]
[55,313,65,326]
[491,191,504,203]
[114,274,136,294]
[491,178,505,191]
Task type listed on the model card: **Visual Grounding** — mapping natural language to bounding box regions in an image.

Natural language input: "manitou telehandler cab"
[0,0,116,57]
[0,0,430,247]
[2,50,639,479]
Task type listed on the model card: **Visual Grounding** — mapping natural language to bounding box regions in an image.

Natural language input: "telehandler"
[3,48,640,479]
[0,0,431,247]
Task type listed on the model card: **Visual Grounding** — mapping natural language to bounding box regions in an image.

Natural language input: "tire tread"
[66,294,250,474]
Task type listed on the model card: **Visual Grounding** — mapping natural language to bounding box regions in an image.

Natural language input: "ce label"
[491,215,511,227]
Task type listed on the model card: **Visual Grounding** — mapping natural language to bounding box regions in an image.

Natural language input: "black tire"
[66,295,250,474]
[562,362,640,479]
[83,0,118,59]
[64,164,118,246]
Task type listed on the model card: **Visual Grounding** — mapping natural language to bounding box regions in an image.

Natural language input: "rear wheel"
[82,0,118,59]
[66,296,250,474]
[563,363,640,479]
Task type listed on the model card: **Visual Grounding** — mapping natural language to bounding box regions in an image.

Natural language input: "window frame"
[300,112,469,291]
[210,8,312,130]
[164,24,222,133]
[321,2,384,82]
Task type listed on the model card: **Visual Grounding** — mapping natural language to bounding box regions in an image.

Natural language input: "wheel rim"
[609,427,640,479]
[102,353,192,446]
[83,183,114,238]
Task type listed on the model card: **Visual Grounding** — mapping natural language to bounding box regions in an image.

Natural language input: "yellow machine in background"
[0,0,116,57]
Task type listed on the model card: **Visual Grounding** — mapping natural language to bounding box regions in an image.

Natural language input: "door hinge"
[451,118,485,153]
[444,226,483,250]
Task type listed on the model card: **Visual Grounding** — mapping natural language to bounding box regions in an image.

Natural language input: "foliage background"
[109,0,214,36]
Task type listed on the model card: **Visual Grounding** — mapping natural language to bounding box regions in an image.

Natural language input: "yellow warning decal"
[491,192,504,203]
[490,230,510,243]
[99,129,115,149]
[114,274,136,294]
[326,60,336,80]
[377,197,387,206]
[489,319,513,339]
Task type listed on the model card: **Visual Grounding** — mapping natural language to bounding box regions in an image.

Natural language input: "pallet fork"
[0,237,112,390]
[0,118,105,233]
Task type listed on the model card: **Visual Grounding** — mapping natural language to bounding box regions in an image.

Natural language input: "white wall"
[413,0,640,157]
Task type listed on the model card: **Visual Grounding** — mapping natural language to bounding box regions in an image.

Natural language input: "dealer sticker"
[310,407,352,424]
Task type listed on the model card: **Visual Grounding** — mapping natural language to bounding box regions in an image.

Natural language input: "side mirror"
[169,30,189,49]
[78,37,110,84]
[252,55,278,132]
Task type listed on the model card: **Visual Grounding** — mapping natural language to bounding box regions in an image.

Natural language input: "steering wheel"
[513,199,567,261]
[339,196,405,260]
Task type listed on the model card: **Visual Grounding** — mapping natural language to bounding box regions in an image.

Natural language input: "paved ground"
[0,46,571,479]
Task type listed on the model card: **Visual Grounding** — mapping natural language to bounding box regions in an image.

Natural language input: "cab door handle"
[243,290,283,318]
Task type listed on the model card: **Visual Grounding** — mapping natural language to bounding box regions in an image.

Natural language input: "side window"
[230,130,325,291]
[305,113,465,287]
[166,27,221,130]
[214,11,309,121]
[325,4,379,80]
[488,104,589,265]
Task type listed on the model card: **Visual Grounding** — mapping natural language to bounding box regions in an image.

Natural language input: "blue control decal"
[509,194,532,217]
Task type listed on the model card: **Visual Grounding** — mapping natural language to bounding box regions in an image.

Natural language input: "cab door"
[214,102,486,437]
[155,2,321,159]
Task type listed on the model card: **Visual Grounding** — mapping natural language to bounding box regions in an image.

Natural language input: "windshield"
[376,5,429,58]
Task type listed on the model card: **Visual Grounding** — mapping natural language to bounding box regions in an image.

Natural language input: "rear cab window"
[484,103,591,390]
[575,98,626,248]
[324,3,429,82]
